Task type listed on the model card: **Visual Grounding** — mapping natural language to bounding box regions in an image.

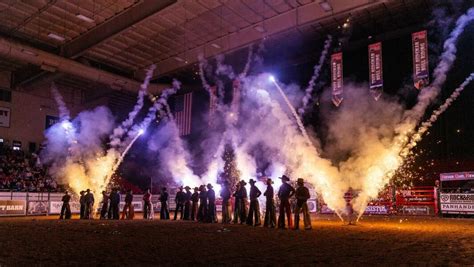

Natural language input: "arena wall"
[0,75,84,151]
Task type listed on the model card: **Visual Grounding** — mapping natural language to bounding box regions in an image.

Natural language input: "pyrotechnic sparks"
[347,7,474,219]
[270,77,312,146]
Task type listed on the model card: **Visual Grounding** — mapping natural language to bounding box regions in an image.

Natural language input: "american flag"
[173,92,193,136]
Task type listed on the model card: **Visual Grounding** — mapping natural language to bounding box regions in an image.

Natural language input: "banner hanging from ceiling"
[412,30,429,90]
[331,52,343,107]
[368,42,383,100]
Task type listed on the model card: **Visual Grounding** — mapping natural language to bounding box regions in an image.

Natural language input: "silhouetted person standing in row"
[108,188,120,220]
[100,191,109,219]
[197,185,207,222]
[207,183,217,223]
[233,183,241,224]
[143,189,152,219]
[191,187,199,221]
[160,187,170,220]
[220,181,232,224]
[278,175,295,229]
[183,186,192,220]
[59,190,71,220]
[263,178,276,228]
[238,180,248,224]
[84,189,94,219]
[247,179,261,226]
[122,189,134,219]
[294,178,312,230]
[174,186,185,220]
[79,191,86,219]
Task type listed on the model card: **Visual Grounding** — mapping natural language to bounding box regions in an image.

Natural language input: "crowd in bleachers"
[0,148,58,192]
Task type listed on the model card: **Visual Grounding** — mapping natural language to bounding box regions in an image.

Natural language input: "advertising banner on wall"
[412,30,429,90]
[27,201,49,215]
[331,52,343,107]
[368,42,383,100]
[49,201,81,214]
[0,107,10,128]
[439,172,474,182]
[320,204,390,215]
[364,205,390,215]
[440,193,474,214]
[0,200,26,216]
[45,115,60,130]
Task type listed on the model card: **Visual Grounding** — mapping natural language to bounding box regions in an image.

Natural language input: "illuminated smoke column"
[50,82,70,121]
[110,65,155,147]
[402,72,474,157]
[240,45,254,78]
[216,54,236,79]
[349,8,474,218]
[299,35,333,115]
[235,74,347,214]
[148,120,202,187]
[270,76,311,145]
[198,54,212,93]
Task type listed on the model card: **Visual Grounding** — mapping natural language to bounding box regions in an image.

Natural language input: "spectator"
[0,149,60,192]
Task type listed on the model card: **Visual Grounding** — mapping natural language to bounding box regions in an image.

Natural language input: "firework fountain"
[42,65,183,208]
[349,7,474,220]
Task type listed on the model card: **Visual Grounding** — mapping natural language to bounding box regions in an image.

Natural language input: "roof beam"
[151,0,384,78]
[61,0,177,59]
[13,0,176,90]
[0,36,167,94]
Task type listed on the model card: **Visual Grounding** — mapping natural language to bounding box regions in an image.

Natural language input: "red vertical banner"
[368,42,383,101]
[209,85,217,126]
[331,52,343,107]
[412,30,429,90]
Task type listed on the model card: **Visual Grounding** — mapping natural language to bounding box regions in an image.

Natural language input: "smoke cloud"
[299,35,333,115]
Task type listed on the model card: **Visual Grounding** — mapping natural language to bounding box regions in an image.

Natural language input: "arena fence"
[0,187,470,217]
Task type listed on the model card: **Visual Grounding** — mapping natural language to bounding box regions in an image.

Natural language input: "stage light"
[319,1,332,12]
[138,129,145,135]
[269,75,276,82]
[48,33,65,41]
[76,14,95,23]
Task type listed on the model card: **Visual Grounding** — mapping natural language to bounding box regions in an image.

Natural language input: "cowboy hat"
[279,175,290,181]
[297,178,304,184]
[239,180,247,186]
[184,186,191,190]
[249,179,256,184]
[266,178,274,184]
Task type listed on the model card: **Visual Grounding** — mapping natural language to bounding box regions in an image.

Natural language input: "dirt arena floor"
[0,214,473,266]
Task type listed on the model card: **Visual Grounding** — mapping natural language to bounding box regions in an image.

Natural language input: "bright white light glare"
[269,75,276,82]
[61,120,72,130]
[138,129,145,135]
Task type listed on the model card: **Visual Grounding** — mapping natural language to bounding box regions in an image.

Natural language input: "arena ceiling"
[0,0,432,94]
